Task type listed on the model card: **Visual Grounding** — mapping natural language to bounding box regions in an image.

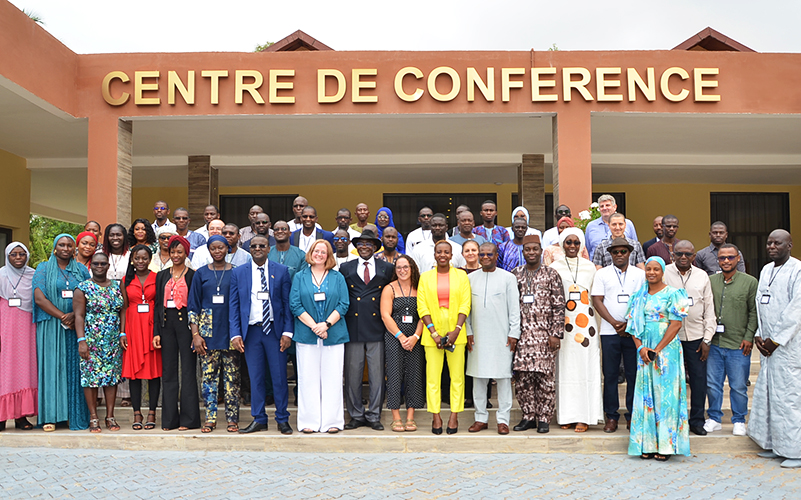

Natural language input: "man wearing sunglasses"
[238,205,265,248]
[694,222,746,275]
[242,213,276,253]
[289,206,334,253]
[664,240,716,436]
[332,229,357,270]
[541,205,572,248]
[172,208,205,260]
[591,238,645,433]
[151,200,176,233]
[592,213,645,271]
[406,206,434,252]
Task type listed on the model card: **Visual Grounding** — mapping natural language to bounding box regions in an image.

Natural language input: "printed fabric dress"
[626,286,690,456]
[77,280,124,388]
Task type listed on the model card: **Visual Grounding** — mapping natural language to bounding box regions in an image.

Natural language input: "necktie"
[363,261,370,284]
[259,267,272,336]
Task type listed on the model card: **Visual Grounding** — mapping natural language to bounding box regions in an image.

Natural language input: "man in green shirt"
[704,243,758,437]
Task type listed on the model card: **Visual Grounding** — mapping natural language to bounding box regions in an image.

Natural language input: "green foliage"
[255,42,275,52]
[549,43,559,51]
[572,203,601,232]
[23,8,44,25]
[29,215,84,268]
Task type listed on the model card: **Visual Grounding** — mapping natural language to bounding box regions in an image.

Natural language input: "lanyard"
[211,264,227,294]
[6,268,26,296]
[615,266,628,292]
[767,264,783,290]
[136,273,148,303]
[109,253,124,278]
[170,267,187,299]
[678,267,692,289]
[564,258,579,285]
[311,270,327,290]
[58,266,73,288]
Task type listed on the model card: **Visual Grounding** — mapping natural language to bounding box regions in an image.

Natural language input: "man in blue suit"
[290,206,334,254]
[230,234,294,434]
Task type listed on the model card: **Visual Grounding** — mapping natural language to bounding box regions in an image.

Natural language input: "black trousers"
[601,334,637,422]
[681,338,707,428]
[129,378,161,413]
[160,309,200,430]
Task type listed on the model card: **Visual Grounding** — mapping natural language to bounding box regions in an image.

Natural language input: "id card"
[314,292,326,302]
[402,315,413,324]
[716,324,725,333]
[522,295,535,304]
[760,294,771,304]
[569,291,581,301]
[257,291,269,301]
[8,297,21,308]
[617,294,629,304]
[137,303,150,313]
[62,290,74,299]
[166,299,176,309]
[687,297,694,306]
[212,295,225,304]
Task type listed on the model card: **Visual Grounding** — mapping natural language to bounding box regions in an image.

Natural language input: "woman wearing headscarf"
[153,235,199,431]
[506,206,543,240]
[74,231,98,271]
[188,235,240,433]
[626,256,690,461]
[542,217,590,266]
[0,243,37,431]
[32,234,91,431]
[374,207,406,254]
[549,228,603,432]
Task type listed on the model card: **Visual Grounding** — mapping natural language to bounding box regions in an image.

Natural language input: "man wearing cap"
[592,213,645,270]
[340,228,394,430]
[511,234,565,433]
[591,237,646,433]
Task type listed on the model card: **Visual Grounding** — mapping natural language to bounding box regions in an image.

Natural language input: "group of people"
[0,195,798,467]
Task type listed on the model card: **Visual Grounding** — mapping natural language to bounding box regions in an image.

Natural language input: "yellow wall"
[0,149,31,244]
[131,187,188,225]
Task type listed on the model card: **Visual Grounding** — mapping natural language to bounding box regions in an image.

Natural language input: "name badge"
[716,324,725,333]
[617,294,630,304]
[760,294,771,304]
[257,291,269,301]
[314,292,326,302]
[687,297,694,306]
[166,299,176,309]
[212,294,225,304]
[569,291,581,301]
[8,297,22,307]
[522,295,535,304]
[62,290,74,299]
[402,315,413,324]
[137,303,150,313]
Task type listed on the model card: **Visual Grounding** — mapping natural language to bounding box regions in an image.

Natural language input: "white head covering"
[511,206,530,224]
[0,242,35,313]
[558,227,587,255]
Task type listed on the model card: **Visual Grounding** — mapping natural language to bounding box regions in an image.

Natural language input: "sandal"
[144,411,157,430]
[105,417,120,432]
[654,454,671,462]
[559,423,574,430]
[391,419,405,432]
[42,423,56,432]
[132,411,143,431]
[302,428,314,434]
[575,423,589,433]
[201,422,216,433]
[15,418,34,430]
[227,423,239,433]
[89,416,101,433]
[121,398,132,407]
[327,428,339,434]
[404,420,418,432]
[641,453,655,460]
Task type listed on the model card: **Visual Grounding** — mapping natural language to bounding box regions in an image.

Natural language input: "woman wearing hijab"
[549,228,603,433]
[506,206,542,240]
[74,231,98,271]
[375,207,406,254]
[626,256,690,461]
[542,217,590,266]
[0,243,37,431]
[188,235,241,433]
[32,234,91,431]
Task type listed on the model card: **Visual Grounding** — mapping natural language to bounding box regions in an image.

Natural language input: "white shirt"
[541,227,560,249]
[409,238,466,272]
[298,232,316,253]
[152,219,177,234]
[195,225,209,240]
[359,256,376,283]
[249,261,272,325]
[406,228,432,252]
[591,265,646,335]
[288,220,322,233]
[506,226,543,239]
[334,253,357,271]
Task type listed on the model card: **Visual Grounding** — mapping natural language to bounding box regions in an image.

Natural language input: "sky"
[8,0,801,54]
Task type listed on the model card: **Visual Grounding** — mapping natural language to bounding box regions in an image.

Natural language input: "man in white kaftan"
[749,229,801,468]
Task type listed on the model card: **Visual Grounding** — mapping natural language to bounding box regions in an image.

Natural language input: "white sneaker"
[733,422,747,436]
[703,418,722,433]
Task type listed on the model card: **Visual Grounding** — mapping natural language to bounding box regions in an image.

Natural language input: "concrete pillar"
[188,155,218,224]
[552,112,592,214]
[87,116,132,228]
[518,154,545,230]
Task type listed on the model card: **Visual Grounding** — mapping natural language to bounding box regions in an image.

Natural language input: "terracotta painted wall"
[0,149,31,244]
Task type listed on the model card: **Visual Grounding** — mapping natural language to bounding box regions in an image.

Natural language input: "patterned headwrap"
[625,256,667,339]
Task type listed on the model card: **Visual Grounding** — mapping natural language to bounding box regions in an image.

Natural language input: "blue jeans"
[706,343,751,424]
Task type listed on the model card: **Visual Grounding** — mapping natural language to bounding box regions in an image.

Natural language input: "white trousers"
[473,377,513,425]
[296,339,345,433]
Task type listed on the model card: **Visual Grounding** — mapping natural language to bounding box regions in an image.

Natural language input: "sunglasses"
[173,216,188,220]
[154,207,168,211]
[564,240,581,246]
[293,204,306,208]
[478,253,494,257]
[419,214,433,218]
[254,221,270,225]
[674,252,693,258]
[158,235,172,240]
[250,244,268,249]
[556,210,571,215]
[355,241,374,247]
[333,237,349,242]
[610,249,629,255]
[718,255,738,261]
[301,215,316,219]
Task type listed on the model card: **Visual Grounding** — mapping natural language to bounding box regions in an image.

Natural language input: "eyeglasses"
[556,210,571,215]
[333,237,349,242]
[154,207,168,211]
[355,241,374,247]
[376,214,389,220]
[173,216,188,220]
[610,249,629,255]
[250,244,268,249]
[419,214,433,218]
[254,221,270,225]
[293,204,306,208]
[478,253,494,257]
[395,265,410,271]
[564,240,581,246]
[674,252,693,258]
[8,252,27,258]
[718,255,738,261]
[301,215,316,219]
[158,235,172,240]
[91,261,110,267]
[336,216,350,220]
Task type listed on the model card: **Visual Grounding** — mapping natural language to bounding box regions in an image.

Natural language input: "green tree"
[29,215,84,268]
[549,43,559,51]
[255,42,274,52]
[23,8,44,25]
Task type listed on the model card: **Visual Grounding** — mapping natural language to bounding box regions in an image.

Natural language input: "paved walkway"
[0,448,797,499]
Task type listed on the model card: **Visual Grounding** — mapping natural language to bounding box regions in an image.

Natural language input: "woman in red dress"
[120,244,162,430]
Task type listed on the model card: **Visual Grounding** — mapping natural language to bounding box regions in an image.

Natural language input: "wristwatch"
[325,321,332,328]
[703,338,712,346]
[430,331,438,339]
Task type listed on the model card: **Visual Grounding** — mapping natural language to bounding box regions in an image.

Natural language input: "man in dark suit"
[229,235,294,434]
[340,228,393,430]
[290,206,334,253]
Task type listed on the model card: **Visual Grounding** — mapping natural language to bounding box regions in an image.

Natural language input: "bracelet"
[76,337,86,343]
[413,334,420,340]
[394,331,402,339]
[455,324,462,330]
[119,333,127,337]
[426,323,434,330]
[636,345,644,354]
[430,331,438,339]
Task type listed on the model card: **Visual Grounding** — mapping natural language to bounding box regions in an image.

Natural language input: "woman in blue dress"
[188,235,241,433]
[626,256,690,461]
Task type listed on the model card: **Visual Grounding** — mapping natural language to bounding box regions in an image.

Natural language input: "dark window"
[593,192,627,217]
[512,193,555,230]
[219,195,298,231]
[710,192,790,275]
[383,193,497,237]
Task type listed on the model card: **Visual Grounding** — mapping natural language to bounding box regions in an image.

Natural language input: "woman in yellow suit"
[418,240,471,435]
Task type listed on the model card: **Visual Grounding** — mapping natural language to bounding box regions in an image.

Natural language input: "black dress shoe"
[513,419,537,432]
[278,422,293,435]
[432,425,443,435]
[239,421,268,434]
[446,426,458,435]
[690,425,707,436]
[344,418,367,430]
[369,421,384,431]
[537,422,550,433]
